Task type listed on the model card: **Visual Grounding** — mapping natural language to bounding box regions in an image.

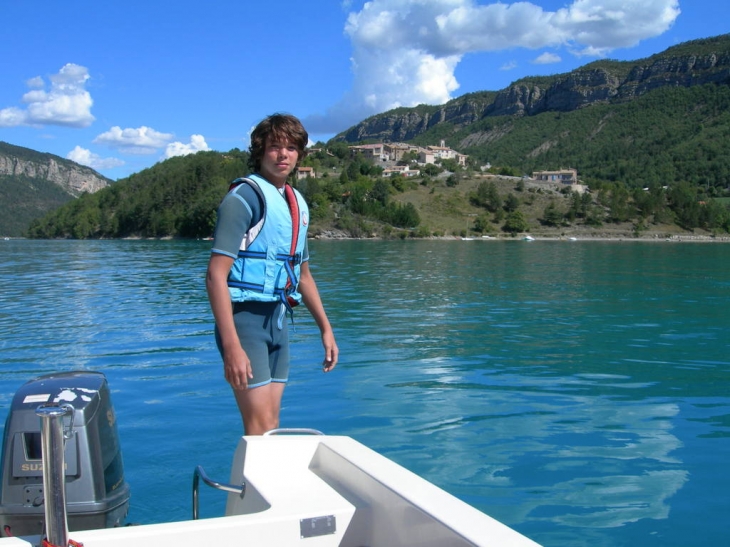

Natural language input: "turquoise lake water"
[1,238,729,546]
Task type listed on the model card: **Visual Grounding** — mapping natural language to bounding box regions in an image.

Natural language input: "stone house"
[383,165,420,177]
[348,143,387,161]
[531,168,578,184]
[296,166,316,180]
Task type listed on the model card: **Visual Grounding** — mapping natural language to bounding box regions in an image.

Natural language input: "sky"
[1,0,728,180]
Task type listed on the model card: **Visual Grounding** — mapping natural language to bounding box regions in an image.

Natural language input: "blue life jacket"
[226,174,309,317]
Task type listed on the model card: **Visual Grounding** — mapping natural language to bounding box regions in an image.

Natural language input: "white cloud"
[533,52,562,64]
[500,61,518,71]
[552,0,681,55]
[67,146,125,170]
[305,0,680,133]
[0,108,26,127]
[26,76,45,89]
[93,126,175,154]
[163,134,210,159]
[0,63,95,128]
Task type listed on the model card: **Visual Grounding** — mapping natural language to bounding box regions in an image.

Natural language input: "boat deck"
[0,435,541,546]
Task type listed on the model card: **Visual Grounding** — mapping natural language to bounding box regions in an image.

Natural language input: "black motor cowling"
[0,371,130,537]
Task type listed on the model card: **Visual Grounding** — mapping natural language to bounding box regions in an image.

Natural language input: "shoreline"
[310,228,730,243]
[5,230,729,244]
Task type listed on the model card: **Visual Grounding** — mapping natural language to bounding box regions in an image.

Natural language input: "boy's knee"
[243,413,279,435]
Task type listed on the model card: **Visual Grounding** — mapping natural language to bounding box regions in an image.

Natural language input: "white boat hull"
[0,435,540,546]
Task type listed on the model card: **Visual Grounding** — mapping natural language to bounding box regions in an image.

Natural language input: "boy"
[206,113,338,434]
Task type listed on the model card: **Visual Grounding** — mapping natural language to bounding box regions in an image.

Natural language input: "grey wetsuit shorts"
[215,301,290,388]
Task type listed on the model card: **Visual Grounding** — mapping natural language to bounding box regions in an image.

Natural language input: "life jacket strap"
[227,280,265,292]
[236,250,302,264]
[282,184,301,319]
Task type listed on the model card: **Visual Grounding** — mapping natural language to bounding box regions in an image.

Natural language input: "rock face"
[339,94,495,143]
[335,35,730,143]
[486,68,623,116]
[0,142,110,197]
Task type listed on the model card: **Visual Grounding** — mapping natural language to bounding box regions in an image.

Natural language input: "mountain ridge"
[335,34,730,144]
[0,141,112,236]
[0,141,111,197]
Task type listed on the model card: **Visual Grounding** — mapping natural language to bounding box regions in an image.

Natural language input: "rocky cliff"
[0,141,110,197]
[335,34,730,143]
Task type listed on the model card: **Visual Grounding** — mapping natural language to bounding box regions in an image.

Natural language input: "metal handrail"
[263,428,324,436]
[192,429,323,519]
[36,403,75,547]
[192,465,245,520]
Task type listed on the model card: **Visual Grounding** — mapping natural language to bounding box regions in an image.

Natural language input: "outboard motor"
[0,371,130,537]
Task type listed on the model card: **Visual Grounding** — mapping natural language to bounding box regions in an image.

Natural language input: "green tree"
[384,202,420,228]
[667,182,700,229]
[503,211,529,233]
[328,142,349,160]
[473,181,502,212]
[440,158,460,172]
[371,179,390,206]
[504,193,520,212]
[421,164,443,177]
[542,201,564,227]
[607,183,633,223]
[473,213,492,233]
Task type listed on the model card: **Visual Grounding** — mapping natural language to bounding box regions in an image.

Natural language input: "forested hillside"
[25,136,730,241]
[27,150,249,239]
[455,84,730,191]
[0,174,76,237]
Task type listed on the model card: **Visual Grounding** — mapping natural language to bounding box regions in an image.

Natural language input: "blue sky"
[1,0,728,180]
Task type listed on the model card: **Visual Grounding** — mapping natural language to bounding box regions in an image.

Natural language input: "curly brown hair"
[248,113,308,174]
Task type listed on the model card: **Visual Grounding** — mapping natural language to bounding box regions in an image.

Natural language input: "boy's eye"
[269,144,297,152]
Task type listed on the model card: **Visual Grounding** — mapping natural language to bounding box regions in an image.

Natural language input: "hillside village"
[300,140,585,193]
[348,140,469,178]
[300,140,468,180]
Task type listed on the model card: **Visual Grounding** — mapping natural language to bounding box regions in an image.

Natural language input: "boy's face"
[260,136,299,186]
